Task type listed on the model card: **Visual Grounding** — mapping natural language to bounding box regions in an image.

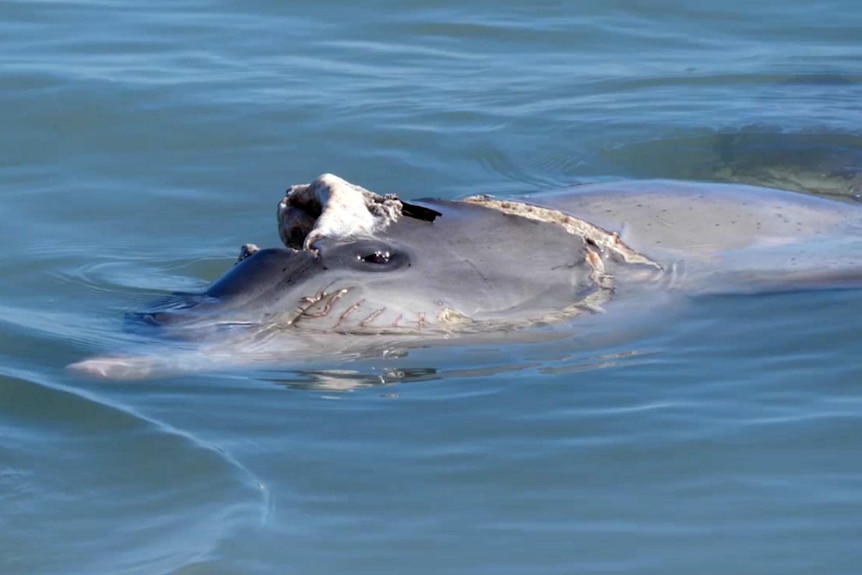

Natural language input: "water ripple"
[0,367,268,575]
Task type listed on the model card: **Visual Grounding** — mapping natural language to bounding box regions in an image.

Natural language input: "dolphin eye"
[329,240,408,272]
[360,250,390,265]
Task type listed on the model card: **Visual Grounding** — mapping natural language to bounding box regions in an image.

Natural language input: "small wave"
[474,144,592,195]
[0,367,269,574]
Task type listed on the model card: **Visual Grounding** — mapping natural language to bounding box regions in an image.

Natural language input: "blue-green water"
[3,1,862,573]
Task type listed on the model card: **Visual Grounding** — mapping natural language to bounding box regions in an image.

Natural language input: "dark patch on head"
[401,201,442,222]
[287,227,306,249]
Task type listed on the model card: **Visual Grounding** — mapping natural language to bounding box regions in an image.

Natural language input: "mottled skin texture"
[70,178,862,379]
[530,180,862,293]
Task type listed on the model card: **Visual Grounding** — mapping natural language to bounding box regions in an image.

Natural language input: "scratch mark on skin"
[359,308,387,328]
[391,313,403,329]
[292,288,350,324]
[333,300,364,330]
[298,287,329,308]
[416,312,426,329]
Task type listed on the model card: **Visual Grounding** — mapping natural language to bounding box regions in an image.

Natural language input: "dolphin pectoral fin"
[67,341,268,380]
[68,348,269,380]
[67,329,325,380]
[68,354,172,380]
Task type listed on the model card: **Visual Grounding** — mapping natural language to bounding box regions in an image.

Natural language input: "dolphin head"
[141,174,609,336]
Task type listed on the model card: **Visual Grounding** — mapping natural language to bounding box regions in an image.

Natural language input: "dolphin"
[70,173,862,379]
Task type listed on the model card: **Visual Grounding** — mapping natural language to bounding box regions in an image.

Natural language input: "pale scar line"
[359,307,387,328]
[333,299,364,330]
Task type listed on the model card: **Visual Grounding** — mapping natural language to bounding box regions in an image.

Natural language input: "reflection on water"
[269,367,440,392]
[264,330,656,392]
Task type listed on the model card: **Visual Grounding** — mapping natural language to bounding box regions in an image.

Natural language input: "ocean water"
[2,1,862,573]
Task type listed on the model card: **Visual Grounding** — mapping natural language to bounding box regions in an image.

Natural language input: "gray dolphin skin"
[70,173,862,379]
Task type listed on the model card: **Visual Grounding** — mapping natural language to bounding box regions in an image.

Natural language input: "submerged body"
[71,175,862,379]
[531,180,862,293]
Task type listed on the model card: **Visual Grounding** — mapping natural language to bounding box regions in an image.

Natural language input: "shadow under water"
[599,130,862,200]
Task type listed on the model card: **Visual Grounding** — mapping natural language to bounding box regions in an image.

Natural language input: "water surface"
[2,1,862,573]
